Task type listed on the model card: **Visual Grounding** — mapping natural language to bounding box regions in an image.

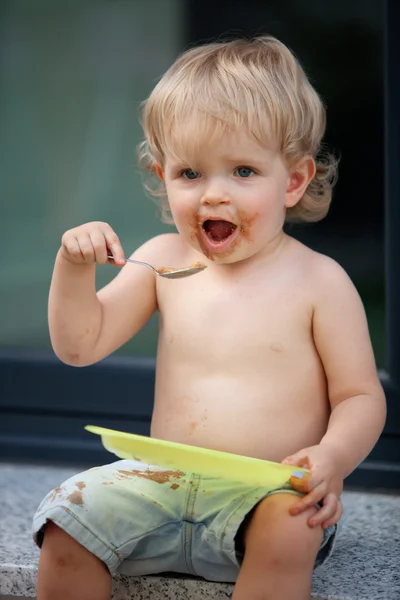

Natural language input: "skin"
[41,129,386,600]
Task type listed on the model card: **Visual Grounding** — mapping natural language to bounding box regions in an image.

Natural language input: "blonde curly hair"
[138,35,338,224]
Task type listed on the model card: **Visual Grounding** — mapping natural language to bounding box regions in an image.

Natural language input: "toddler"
[33,36,386,600]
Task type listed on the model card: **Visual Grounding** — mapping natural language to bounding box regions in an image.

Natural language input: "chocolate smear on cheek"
[237,211,258,243]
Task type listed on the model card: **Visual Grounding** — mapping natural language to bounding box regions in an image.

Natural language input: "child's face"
[161,129,313,264]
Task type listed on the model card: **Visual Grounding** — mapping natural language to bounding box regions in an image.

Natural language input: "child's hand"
[60,222,125,266]
[282,444,343,529]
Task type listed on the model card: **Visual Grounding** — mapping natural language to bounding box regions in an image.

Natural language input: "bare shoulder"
[287,238,357,300]
[310,253,360,309]
[311,251,353,285]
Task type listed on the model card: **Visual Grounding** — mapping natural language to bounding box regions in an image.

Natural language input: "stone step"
[0,463,399,599]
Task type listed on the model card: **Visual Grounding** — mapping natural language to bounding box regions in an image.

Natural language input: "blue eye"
[182,169,200,180]
[235,167,254,178]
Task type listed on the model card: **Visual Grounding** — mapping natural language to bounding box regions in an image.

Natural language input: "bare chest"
[157,276,313,365]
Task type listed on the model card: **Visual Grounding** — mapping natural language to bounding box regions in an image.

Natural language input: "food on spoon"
[157,262,207,274]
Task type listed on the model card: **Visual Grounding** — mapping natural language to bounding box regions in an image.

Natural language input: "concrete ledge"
[1,463,399,599]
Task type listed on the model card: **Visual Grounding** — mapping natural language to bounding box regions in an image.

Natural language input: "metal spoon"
[107,256,207,279]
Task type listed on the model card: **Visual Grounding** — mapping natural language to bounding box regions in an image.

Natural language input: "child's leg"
[37,522,111,600]
[33,460,191,596]
[232,493,323,600]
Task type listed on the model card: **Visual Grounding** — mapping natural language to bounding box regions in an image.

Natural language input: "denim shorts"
[32,459,337,582]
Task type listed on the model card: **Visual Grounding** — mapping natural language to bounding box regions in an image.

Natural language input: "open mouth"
[202,220,237,243]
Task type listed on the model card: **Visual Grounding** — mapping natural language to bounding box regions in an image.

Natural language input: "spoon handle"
[107,255,158,274]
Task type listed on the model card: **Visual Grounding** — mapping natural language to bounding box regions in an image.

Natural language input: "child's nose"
[200,190,231,206]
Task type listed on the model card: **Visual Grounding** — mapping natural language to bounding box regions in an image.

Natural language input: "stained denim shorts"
[32,459,337,582]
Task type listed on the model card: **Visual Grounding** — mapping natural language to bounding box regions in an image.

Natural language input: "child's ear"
[285,157,316,208]
[155,165,164,181]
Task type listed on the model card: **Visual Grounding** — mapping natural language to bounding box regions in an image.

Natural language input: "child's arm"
[49,222,167,367]
[282,256,386,527]
[313,257,386,473]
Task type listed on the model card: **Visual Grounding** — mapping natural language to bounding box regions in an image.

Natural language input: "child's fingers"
[63,237,81,261]
[89,230,108,265]
[307,493,339,527]
[282,453,310,469]
[322,499,343,529]
[289,481,326,515]
[78,232,96,263]
[289,470,314,493]
[103,227,125,265]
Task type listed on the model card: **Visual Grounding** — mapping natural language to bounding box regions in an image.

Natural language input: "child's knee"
[243,494,323,567]
[41,520,84,557]
[41,520,108,572]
